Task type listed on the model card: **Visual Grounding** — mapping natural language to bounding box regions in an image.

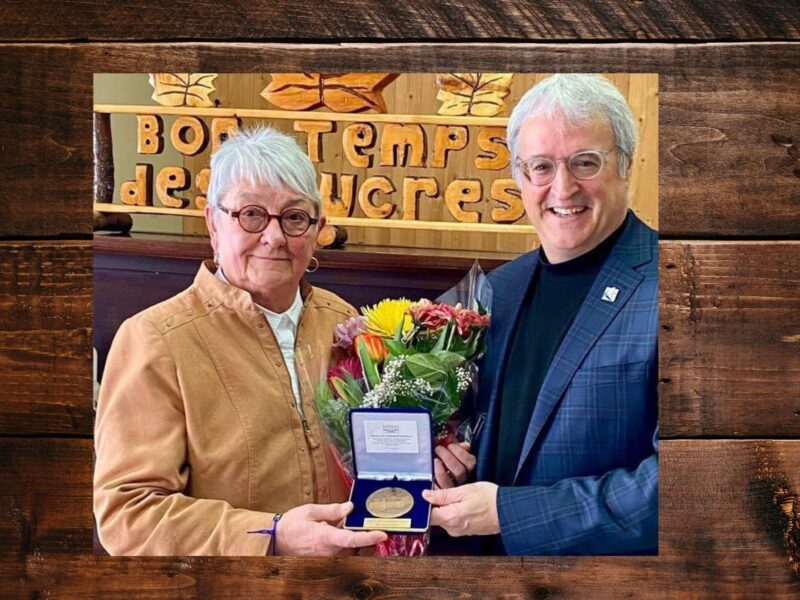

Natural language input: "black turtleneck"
[492,218,626,488]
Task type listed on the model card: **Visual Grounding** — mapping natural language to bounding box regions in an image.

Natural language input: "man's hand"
[434,442,477,488]
[423,482,500,537]
[274,502,387,556]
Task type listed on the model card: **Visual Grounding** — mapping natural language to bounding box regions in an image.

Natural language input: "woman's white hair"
[208,125,322,215]
[507,74,638,183]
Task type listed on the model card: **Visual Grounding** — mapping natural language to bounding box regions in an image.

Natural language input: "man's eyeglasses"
[516,149,616,186]
[217,204,318,236]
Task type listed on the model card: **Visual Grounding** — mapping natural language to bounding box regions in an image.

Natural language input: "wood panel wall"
[1,2,799,597]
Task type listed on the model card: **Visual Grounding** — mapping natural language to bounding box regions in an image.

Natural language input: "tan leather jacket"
[94,260,353,555]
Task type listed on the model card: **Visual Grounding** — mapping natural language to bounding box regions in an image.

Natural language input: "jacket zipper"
[293,296,320,451]
[301,415,319,449]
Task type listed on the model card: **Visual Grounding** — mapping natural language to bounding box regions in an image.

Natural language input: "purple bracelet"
[247,512,283,555]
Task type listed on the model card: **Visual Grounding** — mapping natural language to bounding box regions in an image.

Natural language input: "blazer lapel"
[476,251,539,480]
[513,213,652,483]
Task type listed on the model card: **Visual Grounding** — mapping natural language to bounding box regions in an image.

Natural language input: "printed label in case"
[363,517,413,529]
[364,420,419,453]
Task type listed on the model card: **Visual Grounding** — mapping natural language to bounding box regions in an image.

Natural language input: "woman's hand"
[273,502,387,556]
[434,442,477,489]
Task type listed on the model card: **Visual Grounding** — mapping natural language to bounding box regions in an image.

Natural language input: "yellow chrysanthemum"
[361,298,414,337]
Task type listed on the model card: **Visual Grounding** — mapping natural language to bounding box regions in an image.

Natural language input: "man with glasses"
[425,74,658,556]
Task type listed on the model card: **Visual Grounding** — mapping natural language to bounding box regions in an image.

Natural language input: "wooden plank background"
[1,2,799,597]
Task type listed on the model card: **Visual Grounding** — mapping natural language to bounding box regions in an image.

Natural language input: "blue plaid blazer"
[475,211,658,555]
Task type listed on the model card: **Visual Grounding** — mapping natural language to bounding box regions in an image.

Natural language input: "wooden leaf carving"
[148,73,218,107]
[435,73,514,117]
[262,73,399,113]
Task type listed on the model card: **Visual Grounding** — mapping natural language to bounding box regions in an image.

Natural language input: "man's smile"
[549,206,589,217]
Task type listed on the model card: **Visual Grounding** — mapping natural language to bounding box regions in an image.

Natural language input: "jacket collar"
[194,259,315,314]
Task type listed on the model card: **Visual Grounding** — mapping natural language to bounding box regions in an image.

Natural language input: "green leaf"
[357,338,381,389]
[431,321,453,353]
[464,329,486,360]
[384,338,413,356]
[406,353,448,383]
[331,375,363,407]
[432,350,465,370]
[315,380,333,405]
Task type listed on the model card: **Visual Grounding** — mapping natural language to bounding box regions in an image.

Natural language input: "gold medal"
[365,487,414,518]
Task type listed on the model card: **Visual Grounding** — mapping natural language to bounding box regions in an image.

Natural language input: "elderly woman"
[94,127,387,555]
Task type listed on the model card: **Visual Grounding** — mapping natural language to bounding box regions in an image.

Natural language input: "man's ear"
[205,204,219,254]
[623,153,634,181]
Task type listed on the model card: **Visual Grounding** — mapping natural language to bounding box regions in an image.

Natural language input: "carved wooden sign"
[315,120,522,225]
[116,114,239,212]
[148,73,218,107]
[94,73,532,234]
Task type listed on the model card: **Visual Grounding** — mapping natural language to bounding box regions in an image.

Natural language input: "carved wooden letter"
[475,127,509,170]
[343,123,376,168]
[432,126,468,168]
[358,176,396,219]
[195,168,211,210]
[380,123,426,167]
[490,178,524,224]
[211,117,241,152]
[444,179,482,223]
[320,172,357,217]
[294,120,335,163]
[170,116,208,156]
[137,115,164,154]
[120,164,152,206]
[402,177,439,221]
[156,166,190,208]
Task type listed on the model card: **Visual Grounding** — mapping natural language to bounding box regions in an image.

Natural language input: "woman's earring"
[213,254,220,268]
[306,256,319,273]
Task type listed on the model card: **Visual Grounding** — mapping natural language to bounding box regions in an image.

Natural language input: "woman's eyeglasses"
[217,205,318,236]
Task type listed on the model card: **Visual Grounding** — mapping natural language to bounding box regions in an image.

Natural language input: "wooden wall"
[2,1,800,597]
[172,72,657,253]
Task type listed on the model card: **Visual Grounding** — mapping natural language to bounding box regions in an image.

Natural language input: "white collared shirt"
[215,268,304,411]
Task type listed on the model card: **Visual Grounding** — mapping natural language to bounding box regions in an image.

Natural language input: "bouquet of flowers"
[314,263,491,556]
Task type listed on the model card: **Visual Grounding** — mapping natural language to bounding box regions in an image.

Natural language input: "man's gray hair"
[507,74,638,183]
[208,125,322,215]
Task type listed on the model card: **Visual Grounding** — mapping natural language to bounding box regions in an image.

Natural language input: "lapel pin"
[601,286,619,303]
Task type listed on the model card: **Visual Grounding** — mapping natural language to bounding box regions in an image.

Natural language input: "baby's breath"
[455,366,472,393]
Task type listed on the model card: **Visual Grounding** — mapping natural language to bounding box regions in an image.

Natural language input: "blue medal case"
[344,408,433,533]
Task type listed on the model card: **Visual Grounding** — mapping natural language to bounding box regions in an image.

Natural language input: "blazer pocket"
[569,360,649,388]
